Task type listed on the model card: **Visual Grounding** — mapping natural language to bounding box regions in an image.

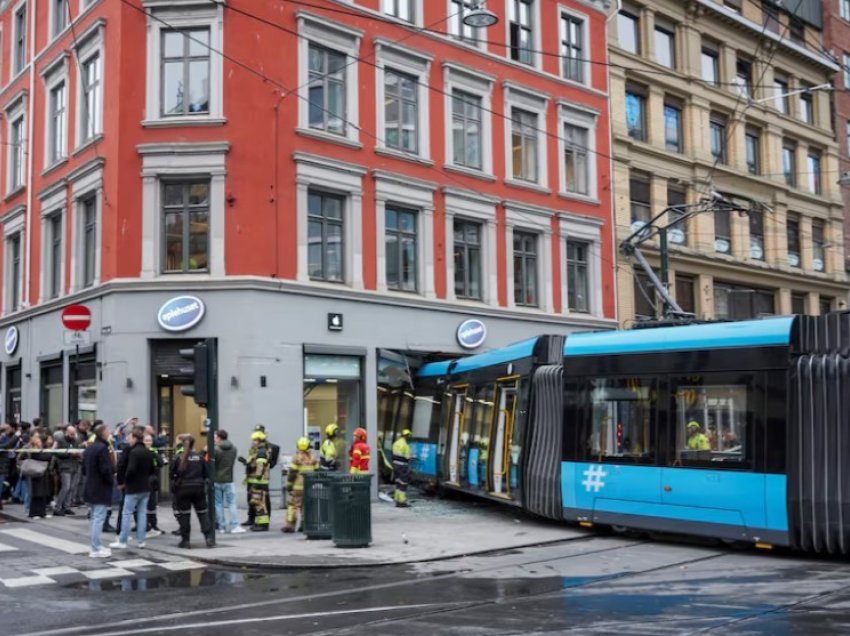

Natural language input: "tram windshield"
[589,378,654,460]
[674,383,746,462]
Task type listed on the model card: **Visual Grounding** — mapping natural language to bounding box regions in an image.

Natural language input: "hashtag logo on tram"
[582,464,608,493]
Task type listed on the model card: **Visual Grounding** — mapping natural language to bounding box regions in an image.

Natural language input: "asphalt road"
[3,518,850,636]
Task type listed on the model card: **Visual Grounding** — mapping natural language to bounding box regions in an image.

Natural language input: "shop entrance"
[151,340,209,443]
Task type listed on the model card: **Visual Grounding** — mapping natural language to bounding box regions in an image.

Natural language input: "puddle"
[68,569,268,592]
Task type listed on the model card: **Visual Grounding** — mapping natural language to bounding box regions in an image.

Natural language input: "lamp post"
[463,1,498,28]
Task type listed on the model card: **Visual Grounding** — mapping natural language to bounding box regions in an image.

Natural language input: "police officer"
[392,429,412,508]
[319,424,340,472]
[244,431,271,532]
[283,437,317,533]
[349,427,370,474]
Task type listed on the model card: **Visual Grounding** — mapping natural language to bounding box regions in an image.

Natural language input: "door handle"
[663,485,672,492]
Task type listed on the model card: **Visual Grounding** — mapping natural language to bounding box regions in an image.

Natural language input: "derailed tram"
[409,312,850,555]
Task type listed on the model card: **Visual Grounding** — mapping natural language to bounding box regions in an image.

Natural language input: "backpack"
[268,442,281,469]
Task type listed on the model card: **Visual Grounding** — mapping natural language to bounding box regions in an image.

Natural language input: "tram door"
[490,380,519,500]
[445,387,468,485]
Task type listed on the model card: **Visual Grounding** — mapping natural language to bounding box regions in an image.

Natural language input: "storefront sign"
[157,296,206,332]
[456,319,487,349]
[4,326,18,355]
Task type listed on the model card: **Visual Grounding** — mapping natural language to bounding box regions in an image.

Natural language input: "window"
[40,362,63,430]
[52,0,67,38]
[308,45,346,135]
[81,196,97,288]
[384,69,419,153]
[452,90,482,169]
[162,181,210,274]
[454,219,482,300]
[749,212,765,260]
[48,215,62,299]
[667,184,687,245]
[633,270,657,318]
[629,174,651,229]
[382,0,414,22]
[513,231,538,307]
[762,2,779,34]
[709,114,727,164]
[13,4,26,75]
[773,74,789,114]
[560,13,584,82]
[715,209,731,254]
[715,282,775,320]
[80,53,102,142]
[791,293,806,315]
[307,190,344,283]
[566,240,589,313]
[7,233,21,311]
[782,141,797,186]
[588,377,654,461]
[673,380,748,464]
[9,116,24,191]
[799,86,813,124]
[511,108,538,181]
[675,275,695,315]
[843,53,850,89]
[563,124,588,195]
[734,58,752,100]
[812,219,826,272]
[508,0,534,66]
[625,84,646,141]
[788,18,804,44]
[745,127,760,175]
[820,297,833,315]
[847,122,850,157]
[664,101,682,152]
[806,151,822,195]
[617,10,640,55]
[654,23,675,69]
[449,0,480,44]
[701,42,719,85]
[385,206,417,292]
[786,214,801,268]
[842,0,850,21]
[161,28,210,116]
[48,82,67,165]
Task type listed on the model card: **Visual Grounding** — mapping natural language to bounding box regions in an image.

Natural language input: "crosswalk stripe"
[109,559,156,569]
[33,567,79,577]
[1,575,56,588]
[159,560,204,571]
[0,528,89,554]
[0,541,19,552]
[83,568,134,580]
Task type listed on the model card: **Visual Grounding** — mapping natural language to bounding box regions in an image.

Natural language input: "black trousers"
[174,487,211,540]
[146,483,159,530]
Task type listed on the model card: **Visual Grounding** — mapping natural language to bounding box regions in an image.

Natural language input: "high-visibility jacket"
[246,445,270,485]
[286,450,317,491]
[687,433,710,451]
[349,440,370,473]
[319,437,338,471]
[391,437,411,463]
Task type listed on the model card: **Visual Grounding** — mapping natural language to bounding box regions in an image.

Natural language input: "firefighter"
[392,429,412,508]
[283,437,317,533]
[349,427,370,474]
[319,423,340,472]
[245,431,271,531]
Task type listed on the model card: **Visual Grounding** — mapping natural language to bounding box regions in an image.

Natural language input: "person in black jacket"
[171,435,214,549]
[23,435,54,518]
[83,424,115,558]
[110,427,156,550]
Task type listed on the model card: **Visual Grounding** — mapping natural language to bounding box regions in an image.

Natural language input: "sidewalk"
[1,491,586,569]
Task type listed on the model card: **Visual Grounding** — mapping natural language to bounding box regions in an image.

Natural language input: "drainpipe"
[23,0,37,310]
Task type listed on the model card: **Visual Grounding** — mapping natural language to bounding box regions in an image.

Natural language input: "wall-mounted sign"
[328,313,343,332]
[4,326,18,355]
[457,319,487,350]
[157,296,205,332]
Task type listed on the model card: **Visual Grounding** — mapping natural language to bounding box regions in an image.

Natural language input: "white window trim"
[374,38,433,161]
[138,142,228,279]
[74,19,105,151]
[504,0,543,70]
[446,0,488,51]
[41,54,70,171]
[38,184,67,303]
[557,100,598,201]
[143,1,224,125]
[10,0,27,79]
[3,210,24,315]
[505,204,554,312]
[69,160,103,291]
[5,93,26,195]
[559,214,603,317]
[381,0,423,26]
[374,170,436,298]
[443,62,494,178]
[296,12,362,147]
[49,0,68,41]
[503,81,549,190]
[444,187,499,306]
[294,152,366,289]
[557,4,591,86]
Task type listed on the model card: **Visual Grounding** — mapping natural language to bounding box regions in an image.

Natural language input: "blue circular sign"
[4,326,18,355]
[457,319,487,350]
[157,296,205,332]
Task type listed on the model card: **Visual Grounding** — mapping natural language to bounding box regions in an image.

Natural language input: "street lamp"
[463,1,498,28]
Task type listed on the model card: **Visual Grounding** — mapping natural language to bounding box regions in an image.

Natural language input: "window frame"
[307,189,346,284]
[81,195,98,288]
[842,0,850,21]
[443,64,494,177]
[504,83,548,189]
[807,150,821,195]
[744,126,761,175]
[749,211,765,261]
[663,100,682,153]
[667,183,687,246]
[74,20,105,150]
[384,67,420,154]
[558,92,598,202]
[512,229,539,308]
[12,2,26,77]
[709,113,727,164]
[5,228,22,313]
[450,89,483,171]
[47,79,67,167]
[159,27,211,118]
[160,180,212,275]
[307,43,348,137]
[446,191,497,305]
[453,218,483,301]
[559,214,602,317]
[50,0,68,40]
[625,83,647,142]
[786,214,801,268]
[69,163,103,292]
[48,213,63,299]
[562,122,590,196]
[843,52,850,90]
[6,106,25,194]
[559,10,587,84]
[617,9,640,55]
[448,0,483,47]
[799,86,814,125]
[653,22,676,70]
[812,219,826,273]
[381,0,417,24]
[782,140,797,187]
[629,173,651,229]
[714,209,732,255]
[700,41,719,85]
[566,239,590,314]
[384,204,418,293]
[734,57,753,100]
[510,108,539,183]
[507,0,537,67]
[773,74,789,114]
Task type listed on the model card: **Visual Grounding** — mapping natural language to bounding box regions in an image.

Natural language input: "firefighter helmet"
[251,431,267,441]
[401,428,412,437]
[353,427,367,440]
[297,436,310,451]
[325,423,339,437]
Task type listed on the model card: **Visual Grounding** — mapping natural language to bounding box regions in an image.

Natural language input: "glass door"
[490,380,519,500]
[445,387,467,485]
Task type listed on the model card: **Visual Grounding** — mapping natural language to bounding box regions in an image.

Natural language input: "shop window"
[70,354,97,422]
[40,362,63,430]
[6,365,21,424]
[587,377,655,463]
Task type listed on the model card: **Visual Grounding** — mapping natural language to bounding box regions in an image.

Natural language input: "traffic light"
[179,341,209,407]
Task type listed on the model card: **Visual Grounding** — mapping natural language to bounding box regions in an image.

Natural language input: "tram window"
[411,394,438,439]
[588,378,655,461]
[674,383,747,463]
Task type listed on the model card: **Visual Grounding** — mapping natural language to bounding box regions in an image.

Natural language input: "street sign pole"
[205,338,218,545]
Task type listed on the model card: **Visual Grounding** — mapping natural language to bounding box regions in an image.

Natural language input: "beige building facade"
[610,0,848,325]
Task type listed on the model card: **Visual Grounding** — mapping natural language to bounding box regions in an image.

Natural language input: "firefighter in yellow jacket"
[246,431,271,532]
[392,429,412,508]
[283,437,318,533]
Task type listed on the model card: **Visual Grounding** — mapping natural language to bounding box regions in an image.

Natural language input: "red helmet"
[353,427,367,440]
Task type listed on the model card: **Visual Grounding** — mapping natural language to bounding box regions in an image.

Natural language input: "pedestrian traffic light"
[179,341,209,407]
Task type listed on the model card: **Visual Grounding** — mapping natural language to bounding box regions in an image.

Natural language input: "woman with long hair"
[23,435,54,519]
[170,435,214,549]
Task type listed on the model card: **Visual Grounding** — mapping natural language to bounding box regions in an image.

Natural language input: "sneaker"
[229,526,247,534]
[89,549,111,558]
[137,541,146,549]
[108,541,128,549]
[63,508,76,516]
[145,529,163,538]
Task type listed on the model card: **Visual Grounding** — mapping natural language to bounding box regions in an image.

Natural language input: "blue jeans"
[119,492,149,544]
[214,483,238,531]
[89,504,108,552]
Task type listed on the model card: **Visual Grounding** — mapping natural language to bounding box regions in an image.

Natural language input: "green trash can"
[302,472,338,540]
[331,474,372,548]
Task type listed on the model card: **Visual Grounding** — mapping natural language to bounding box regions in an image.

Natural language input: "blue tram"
[411,313,850,554]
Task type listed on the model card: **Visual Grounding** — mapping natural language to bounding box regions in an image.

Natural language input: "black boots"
[205,535,216,548]
[178,538,190,549]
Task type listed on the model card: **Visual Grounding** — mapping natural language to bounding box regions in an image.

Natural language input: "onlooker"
[22,435,53,519]
[213,430,244,534]
[143,434,164,537]
[171,435,214,549]
[111,427,156,550]
[83,423,114,558]
[54,425,81,516]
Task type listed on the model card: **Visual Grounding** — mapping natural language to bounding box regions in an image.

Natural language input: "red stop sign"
[61,304,91,331]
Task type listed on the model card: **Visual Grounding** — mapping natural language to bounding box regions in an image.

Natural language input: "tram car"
[411,312,850,555]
